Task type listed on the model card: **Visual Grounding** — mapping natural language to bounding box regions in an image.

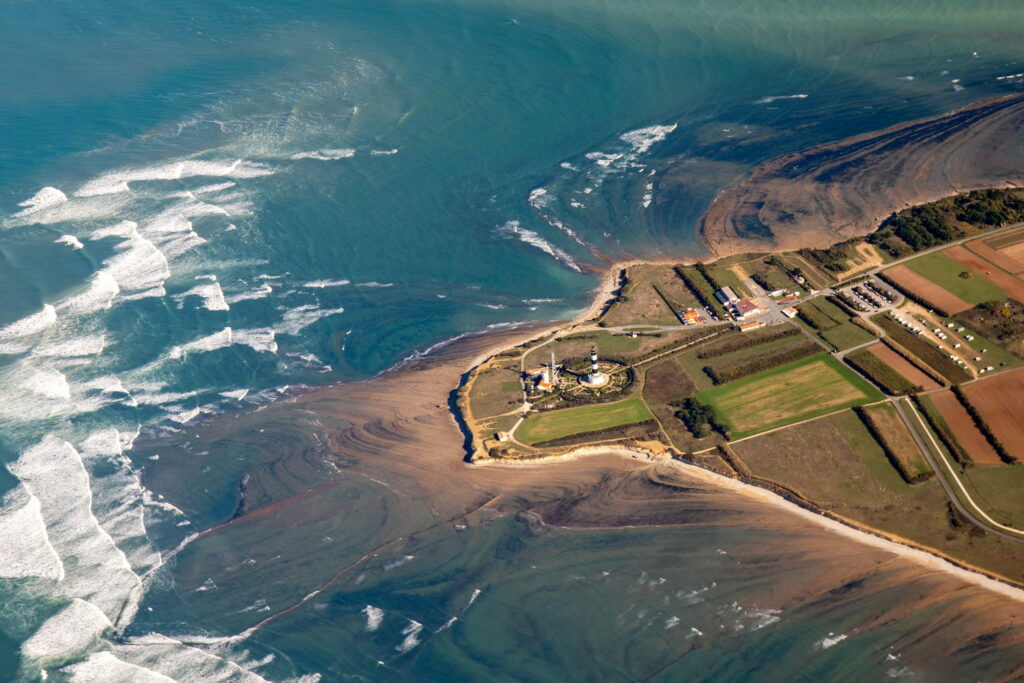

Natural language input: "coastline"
[454,261,1024,600]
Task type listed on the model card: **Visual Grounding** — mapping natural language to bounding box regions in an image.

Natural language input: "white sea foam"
[620,124,677,156]
[371,148,399,156]
[11,436,144,627]
[75,158,275,197]
[754,93,809,104]
[57,234,85,250]
[31,334,106,359]
[168,326,278,358]
[22,599,112,662]
[302,279,350,288]
[14,186,69,217]
[814,632,848,650]
[289,149,356,161]
[107,633,271,682]
[90,220,138,241]
[78,429,166,574]
[395,620,423,653]
[19,366,71,400]
[174,280,230,311]
[496,221,581,272]
[58,272,120,316]
[665,616,680,629]
[275,305,345,336]
[355,281,394,288]
[102,230,171,301]
[362,605,384,632]
[66,651,178,682]
[0,489,65,580]
[225,283,273,304]
[220,389,249,401]
[0,305,57,354]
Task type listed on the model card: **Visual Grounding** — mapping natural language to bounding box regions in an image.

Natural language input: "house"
[732,298,765,320]
[782,307,798,319]
[714,286,739,305]
[768,288,786,298]
[738,321,767,332]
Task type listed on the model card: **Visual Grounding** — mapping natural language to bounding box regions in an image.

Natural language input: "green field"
[820,321,875,351]
[698,354,883,439]
[904,251,1006,304]
[516,397,653,445]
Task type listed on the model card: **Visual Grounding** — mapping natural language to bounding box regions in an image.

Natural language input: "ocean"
[1,0,1023,679]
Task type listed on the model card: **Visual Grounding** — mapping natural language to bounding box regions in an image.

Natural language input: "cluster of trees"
[912,395,970,467]
[671,397,725,438]
[845,350,920,396]
[800,243,856,274]
[674,266,726,316]
[854,407,935,484]
[695,326,798,359]
[951,386,1018,464]
[702,342,819,385]
[957,300,1024,358]
[868,189,1024,255]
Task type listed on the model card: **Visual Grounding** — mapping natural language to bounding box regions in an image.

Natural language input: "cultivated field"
[516,397,652,445]
[945,245,1024,304]
[698,354,882,439]
[883,264,973,314]
[903,251,1006,305]
[861,403,931,481]
[967,238,1024,274]
[960,368,1024,462]
[926,391,1003,465]
[864,342,941,390]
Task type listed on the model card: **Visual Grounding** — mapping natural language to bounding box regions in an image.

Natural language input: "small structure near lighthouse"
[580,346,609,388]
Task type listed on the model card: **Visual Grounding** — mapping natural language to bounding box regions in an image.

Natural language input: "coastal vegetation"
[516,397,653,445]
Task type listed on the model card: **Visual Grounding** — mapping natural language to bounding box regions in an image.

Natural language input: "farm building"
[738,321,768,332]
[715,287,739,305]
[732,298,765,320]
[681,308,701,325]
[782,307,798,318]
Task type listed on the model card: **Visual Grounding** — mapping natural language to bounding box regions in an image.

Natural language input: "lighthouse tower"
[583,346,609,387]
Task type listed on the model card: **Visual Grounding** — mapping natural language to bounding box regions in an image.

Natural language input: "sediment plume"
[699,94,1024,257]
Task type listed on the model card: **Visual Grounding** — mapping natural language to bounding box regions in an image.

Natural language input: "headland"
[458,186,1024,590]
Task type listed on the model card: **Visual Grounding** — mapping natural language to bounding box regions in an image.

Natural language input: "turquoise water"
[1,0,1023,679]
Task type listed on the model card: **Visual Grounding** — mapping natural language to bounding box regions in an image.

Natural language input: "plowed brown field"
[929,390,1003,465]
[960,368,1024,462]
[865,343,941,390]
[945,245,1024,304]
[884,264,973,314]
[966,238,1024,274]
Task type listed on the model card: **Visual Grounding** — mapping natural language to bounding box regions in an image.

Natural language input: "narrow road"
[894,398,1024,543]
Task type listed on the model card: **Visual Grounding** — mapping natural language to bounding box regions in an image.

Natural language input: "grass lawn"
[516,397,653,445]
[904,251,1007,304]
[698,354,883,439]
[960,464,1024,529]
[820,321,876,351]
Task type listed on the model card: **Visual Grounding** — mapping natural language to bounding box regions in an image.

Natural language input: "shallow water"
[1,0,1024,679]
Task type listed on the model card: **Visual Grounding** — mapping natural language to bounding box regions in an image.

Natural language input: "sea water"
[1,0,1023,679]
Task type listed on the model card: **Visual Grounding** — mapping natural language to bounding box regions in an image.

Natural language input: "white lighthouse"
[582,346,609,387]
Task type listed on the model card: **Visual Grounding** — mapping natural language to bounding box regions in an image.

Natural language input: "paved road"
[893,397,1024,543]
